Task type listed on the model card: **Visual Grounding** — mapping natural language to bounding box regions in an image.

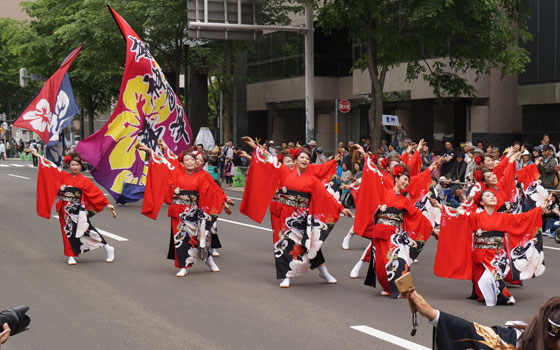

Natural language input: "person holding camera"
[29,149,117,265]
[408,288,560,349]
[0,323,9,349]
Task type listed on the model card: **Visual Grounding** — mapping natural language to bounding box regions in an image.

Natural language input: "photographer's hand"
[0,322,10,346]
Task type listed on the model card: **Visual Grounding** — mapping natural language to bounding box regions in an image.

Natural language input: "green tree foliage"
[17,0,148,135]
[0,18,41,121]
[318,0,531,145]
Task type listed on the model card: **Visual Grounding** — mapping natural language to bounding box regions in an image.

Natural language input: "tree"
[18,0,150,136]
[0,18,42,122]
[318,0,531,146]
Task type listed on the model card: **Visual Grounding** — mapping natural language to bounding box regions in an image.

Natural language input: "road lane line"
[227,196,243,201]
[0,164,9,167]
[26,164,35,167]
[96,229,129,242]
[10,164,24,167]
[350,326,430,350]
[544,245,560,251]
[217,218,272,232]
[8,174,30,180]
[52,215,129,241]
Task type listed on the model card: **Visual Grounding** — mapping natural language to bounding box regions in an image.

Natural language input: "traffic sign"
[338,99,351,113]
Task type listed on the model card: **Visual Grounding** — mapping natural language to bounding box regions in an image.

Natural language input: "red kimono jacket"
[36,156,109,219]
[434,207,542,280]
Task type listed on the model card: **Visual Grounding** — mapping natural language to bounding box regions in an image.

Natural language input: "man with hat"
[451,152,467,182]
[538,144,558,189]
[315,146,327,164]
[309,140,317,163]
[268,140,276,156]
[517,149,534,170]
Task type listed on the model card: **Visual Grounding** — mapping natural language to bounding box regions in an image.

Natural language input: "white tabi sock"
[279,278,290,288]
[318,265,337,284]
[104,244,115,263]
[350,260,364,279]
[206,256,220,272]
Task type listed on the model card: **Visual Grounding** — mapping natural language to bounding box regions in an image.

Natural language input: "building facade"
[242,16,523,153]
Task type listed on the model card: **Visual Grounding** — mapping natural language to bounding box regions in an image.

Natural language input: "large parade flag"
[14,46,82,145]
[75,6,193,203]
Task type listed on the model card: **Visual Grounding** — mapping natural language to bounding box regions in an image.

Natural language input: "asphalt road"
[1,160,560,349]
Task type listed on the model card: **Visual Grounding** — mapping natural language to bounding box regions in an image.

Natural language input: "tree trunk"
[87,108,95,137]
[223,40,233,142]
[188,67,209,137]
[366,36,384,147]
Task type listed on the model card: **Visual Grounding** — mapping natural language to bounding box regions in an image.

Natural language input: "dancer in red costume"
[352,148,435,298]
[31,148,117,265]
[140,145,231,277]
[240,137,352,288]
[432,190,547,306]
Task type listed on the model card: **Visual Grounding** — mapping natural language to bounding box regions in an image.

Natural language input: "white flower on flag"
[22,99,52,132]
[48,90,70,142]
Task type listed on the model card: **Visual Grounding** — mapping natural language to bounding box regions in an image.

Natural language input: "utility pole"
[304,5,314,143]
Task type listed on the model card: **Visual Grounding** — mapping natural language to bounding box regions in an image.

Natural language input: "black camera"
[0,306,30,336]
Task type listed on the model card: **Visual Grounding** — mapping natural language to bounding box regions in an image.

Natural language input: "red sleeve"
[403,197,433,243]
[309,178,344,224]
[517,163,540,191]
[493,157,509,179]
[81,177,110,213]
[164,147,182,168]
[308,158,337,182]
[197,173,226,215]
[36,156,63,219]
[201,171,227,205]
[141,152,173,220]
[239,147,282,223]
[354,156,385,236]
[498,162,517,203]
[434,207,474,280]
[407,168,432,203]
[502,208,543,239]
[407,151,422,177]
[400,152,409,165]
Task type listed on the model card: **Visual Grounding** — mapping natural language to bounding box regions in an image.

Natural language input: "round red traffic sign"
[338,99,351,113]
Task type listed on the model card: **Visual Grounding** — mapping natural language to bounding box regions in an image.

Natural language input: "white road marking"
[96,229,129,242]
[351,325,430,350]
[10,164,24,167]
[217,218,272,232]
[544,245,560,251]
[26,164,35,167]
[227,196,243,201]
[52,215,129,242]
[0,164,9,167]
[8,174,30,180]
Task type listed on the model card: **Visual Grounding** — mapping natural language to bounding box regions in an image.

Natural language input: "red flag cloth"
[354,156,385,236]
[240,148,281,223]
[14,46,82,143]
[517,163,540,191]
